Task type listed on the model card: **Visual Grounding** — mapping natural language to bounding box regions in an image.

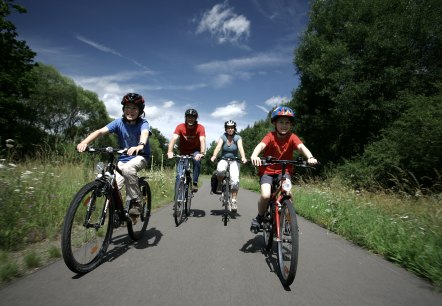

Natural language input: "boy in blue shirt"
[77,93,151,219]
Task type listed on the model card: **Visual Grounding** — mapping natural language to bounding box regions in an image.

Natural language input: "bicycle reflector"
[282,178,292,193]
[95,162,104,176]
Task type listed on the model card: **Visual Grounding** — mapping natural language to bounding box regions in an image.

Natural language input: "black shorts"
[260,173,291,185]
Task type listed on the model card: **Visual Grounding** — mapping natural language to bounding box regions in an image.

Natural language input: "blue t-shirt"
[220,134,241,159]
[106,118,151,162]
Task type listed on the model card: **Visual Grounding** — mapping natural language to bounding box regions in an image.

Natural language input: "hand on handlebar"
[77,143,88,152]
[194,153,204,161]
[250,156,262,167]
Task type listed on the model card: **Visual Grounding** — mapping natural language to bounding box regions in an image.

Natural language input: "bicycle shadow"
[240,235,288,290]
[102,227,163,262]
[188,208,205,218]
[210,209,241,219]
[133,227,163,249]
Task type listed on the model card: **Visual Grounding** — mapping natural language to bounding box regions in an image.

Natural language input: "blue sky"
[10,0,310,145]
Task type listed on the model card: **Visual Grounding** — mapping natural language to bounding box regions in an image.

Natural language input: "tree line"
[1,0,441,193]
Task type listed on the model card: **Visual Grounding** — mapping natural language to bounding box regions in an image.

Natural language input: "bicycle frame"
[62,146,152,274]
[173,155,194,225]
[216,157,241,225]
[259,156,315,286]
[269,167,292,241]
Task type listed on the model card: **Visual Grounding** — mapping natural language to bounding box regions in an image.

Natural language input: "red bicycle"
[253,156,316,286]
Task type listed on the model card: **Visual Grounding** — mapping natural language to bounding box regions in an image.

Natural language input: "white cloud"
[213,74,233,88]
[196,1,250,47]
[256,105,270,114]
[76,35,151,71]
[163,100,174,108]
[265,96,289,106]
[196,53,288,74]
[210,101,246,120]
[255,96,289,114]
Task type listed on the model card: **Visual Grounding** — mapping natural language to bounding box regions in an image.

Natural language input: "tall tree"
[0,0,36,153]
[293,0,442,163]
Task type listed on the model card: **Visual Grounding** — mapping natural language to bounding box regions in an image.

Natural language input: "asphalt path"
[1,179,440,306]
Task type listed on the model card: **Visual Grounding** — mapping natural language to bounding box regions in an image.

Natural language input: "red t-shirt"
[174,123,206,155]
[258,131,303,176]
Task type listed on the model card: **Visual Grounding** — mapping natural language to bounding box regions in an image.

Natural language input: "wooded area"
[1,0,441,193]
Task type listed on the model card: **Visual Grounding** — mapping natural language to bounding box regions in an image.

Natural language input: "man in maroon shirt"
[167,108,206,192]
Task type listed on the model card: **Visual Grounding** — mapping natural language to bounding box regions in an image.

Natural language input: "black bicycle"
[172,154,194,226]
[253,156,315,286]
[61,147,152,274]
[215,157,241,226]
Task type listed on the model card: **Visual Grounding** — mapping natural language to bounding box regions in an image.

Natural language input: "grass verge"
[240,175,442,288]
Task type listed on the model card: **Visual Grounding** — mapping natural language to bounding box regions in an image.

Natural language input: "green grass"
[240,175,442,287]
[0,158,440,288]
[0,158,176,283]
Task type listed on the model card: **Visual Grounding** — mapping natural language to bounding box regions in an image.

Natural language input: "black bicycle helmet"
[185,108,198,119]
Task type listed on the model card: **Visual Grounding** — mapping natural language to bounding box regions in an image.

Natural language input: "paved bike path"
[1,179,440,305]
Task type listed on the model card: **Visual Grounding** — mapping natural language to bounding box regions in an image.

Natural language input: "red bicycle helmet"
[121,93,145,111]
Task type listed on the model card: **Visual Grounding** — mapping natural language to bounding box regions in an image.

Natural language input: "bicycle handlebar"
[260,156,318,169]
[172,154,196,159]
[216,156,242,163]
[85,146,128,154]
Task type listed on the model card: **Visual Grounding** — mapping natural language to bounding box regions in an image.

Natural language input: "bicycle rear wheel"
[61,181,113,274]
[127,179,152,240]
[277,199,299,286]
[173,180,185,226]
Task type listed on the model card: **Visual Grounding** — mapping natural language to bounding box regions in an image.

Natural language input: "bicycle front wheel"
[173,180,185,226]
[61,181,113,274]
[277,199,299,286]
[185,178,192,216]
[127,179,152,240]
[262,208,274,251]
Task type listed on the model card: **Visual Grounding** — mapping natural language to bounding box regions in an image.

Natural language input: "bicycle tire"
[127,179,152,240]
[263,208,274,251]
[277,199,299,286]
[185,177,192,216]
[223,184,230,226]
[173,180,185,226]
[61,180,114,274]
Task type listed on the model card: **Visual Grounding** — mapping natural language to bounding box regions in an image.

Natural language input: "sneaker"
[129,200,142,216]
[192,184,198,193]
[231,199,237,212]
[250,214,264,233]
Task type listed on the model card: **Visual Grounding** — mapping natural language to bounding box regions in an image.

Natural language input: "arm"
[167,133,179,159]
[237,138,247,164]
[250,142,266,166]
[297,143,317,165]
[210,138,223,162]
[195,135,206,161]
[77,127,109,152]
[128,129,149,156]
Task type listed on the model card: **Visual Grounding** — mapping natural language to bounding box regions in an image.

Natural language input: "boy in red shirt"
[167,108,206,192]
[249,106,318,232]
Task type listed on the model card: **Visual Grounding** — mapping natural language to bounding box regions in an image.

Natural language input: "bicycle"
[214,157,241,226]
[252,156,315,286]
[172,154,194,226]
[61,146,152,274]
